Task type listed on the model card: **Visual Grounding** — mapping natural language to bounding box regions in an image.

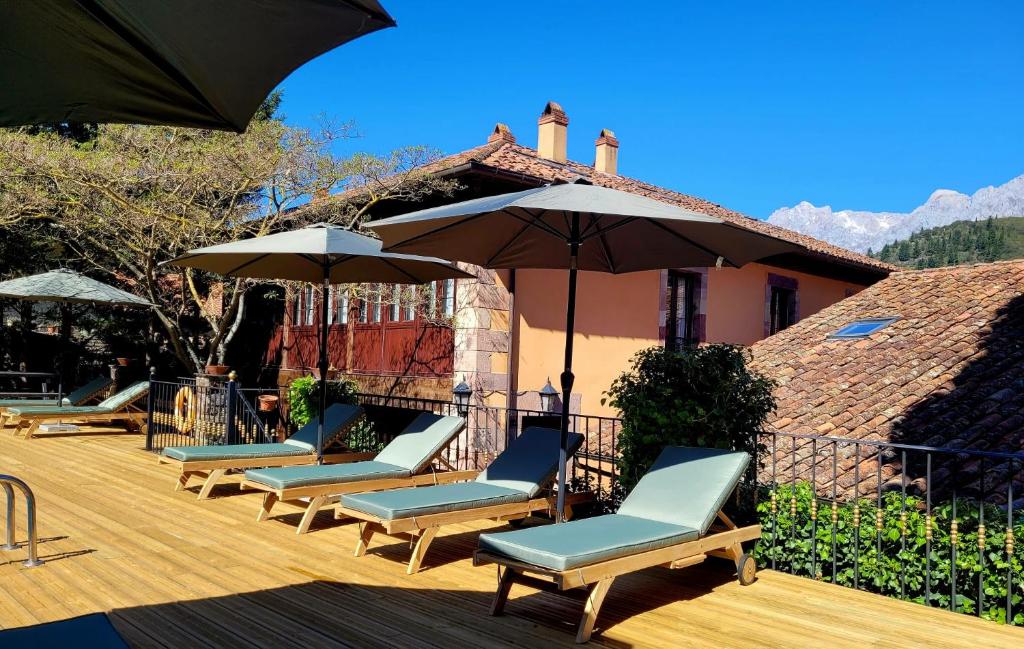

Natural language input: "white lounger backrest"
[617,446,750,535]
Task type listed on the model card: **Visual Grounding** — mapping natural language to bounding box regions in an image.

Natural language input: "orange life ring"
[173,386,197,434]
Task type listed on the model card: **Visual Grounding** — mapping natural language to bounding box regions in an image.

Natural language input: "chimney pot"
[537,101,569,162]
[594,129,619,175]
[487,122,516,144]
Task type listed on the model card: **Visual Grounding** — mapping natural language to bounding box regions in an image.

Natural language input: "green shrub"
[756,481,1024,623]
[286,376,359,427]
[604,345,776,492]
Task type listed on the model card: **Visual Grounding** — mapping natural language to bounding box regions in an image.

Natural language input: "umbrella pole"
[555,213,581,523]
[317,267,330,464]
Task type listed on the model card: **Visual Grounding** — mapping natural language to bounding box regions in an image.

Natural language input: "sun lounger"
[241,412,474,534]
[337,426,586,574]
[0,375,112,418]
[159,403,366,500]
[5,381,149,439]
[473,446,760,643]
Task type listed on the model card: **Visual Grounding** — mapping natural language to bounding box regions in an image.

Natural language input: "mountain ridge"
[767,174,1024,253]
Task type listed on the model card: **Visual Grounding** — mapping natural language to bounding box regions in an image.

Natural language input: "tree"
[0,120,458,373]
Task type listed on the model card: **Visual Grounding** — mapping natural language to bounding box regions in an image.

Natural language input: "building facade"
[266,102,894,415]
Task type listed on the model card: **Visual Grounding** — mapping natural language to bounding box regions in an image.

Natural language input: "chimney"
[537,101,568,162]
[487,122,516,144]
[594,129,619,175]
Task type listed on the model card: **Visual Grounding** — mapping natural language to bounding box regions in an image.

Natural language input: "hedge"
[755,481,1024,623]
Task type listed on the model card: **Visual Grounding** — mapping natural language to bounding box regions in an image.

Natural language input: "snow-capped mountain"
[767,175,1024,253]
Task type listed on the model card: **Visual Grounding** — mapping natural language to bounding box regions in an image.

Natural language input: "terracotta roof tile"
[752,260,1024,500]
[317,136,895,274]
[473,142,893,273]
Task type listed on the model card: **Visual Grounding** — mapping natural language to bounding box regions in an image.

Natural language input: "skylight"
[828,317,898,339]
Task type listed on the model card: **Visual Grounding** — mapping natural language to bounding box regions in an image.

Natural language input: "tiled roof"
[453,141,894,273]
[321,135,896,274]
[750,260,1024,499]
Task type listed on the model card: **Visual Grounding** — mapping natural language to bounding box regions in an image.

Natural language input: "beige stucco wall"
[512,264,868,416]
[705,263,864,346]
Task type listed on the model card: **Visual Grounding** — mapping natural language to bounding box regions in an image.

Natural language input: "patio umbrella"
[0,1,395,132]
[0,269,153,395]
[367,181,803,521]
[0,269,153,307]
[167,223,471,460]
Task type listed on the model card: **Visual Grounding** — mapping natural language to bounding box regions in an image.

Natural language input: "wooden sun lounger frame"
[159,446,377,501]
[0,380,111,423]
[241,450,480,535]
[5,394,147,440]
[473,511,761,643]
[337,488,592,575]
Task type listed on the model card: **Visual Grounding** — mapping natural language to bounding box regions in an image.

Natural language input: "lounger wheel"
[736,553,756,586]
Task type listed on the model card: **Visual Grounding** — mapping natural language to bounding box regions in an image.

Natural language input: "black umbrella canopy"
[168,223,472,283]
[365,183,801,272]
[368,182,803,523]
[0,0,395,132]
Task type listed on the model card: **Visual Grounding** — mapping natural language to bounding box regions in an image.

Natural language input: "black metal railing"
[760,430,1024,625]
[142,376,1023,624]
[352,392,621,494]
[144,378,620,494]
[146,375,272,451]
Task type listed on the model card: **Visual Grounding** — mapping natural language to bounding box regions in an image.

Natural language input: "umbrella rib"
[379,214,485,251]
[483,208,557,267]
[596,230,617,273]
[378,258,426,284]
[646,220,739,268]
[497,207,566,240]
[221,253,273,277]
[76,0,235,128]
[578,217,639,243]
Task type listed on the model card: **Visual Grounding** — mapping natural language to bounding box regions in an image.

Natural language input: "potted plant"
[115,357,131,367]
[257,394,279,412]
[205,364,230,376]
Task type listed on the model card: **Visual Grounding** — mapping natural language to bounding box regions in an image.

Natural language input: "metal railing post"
[225,371,238,445]
[0,475,43,567]
[2,482,15,550]
[145,367,156,451]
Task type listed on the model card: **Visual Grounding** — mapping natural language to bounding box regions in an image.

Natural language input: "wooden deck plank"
[0,434,1021,648]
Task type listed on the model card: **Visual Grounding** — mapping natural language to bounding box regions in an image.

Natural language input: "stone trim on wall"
[657,267,709,346]
[764,272,800,338]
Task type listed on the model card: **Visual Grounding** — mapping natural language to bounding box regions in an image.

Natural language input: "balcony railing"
[143,377,1022,624]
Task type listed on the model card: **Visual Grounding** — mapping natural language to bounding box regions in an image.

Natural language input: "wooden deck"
[1,432,1022,648]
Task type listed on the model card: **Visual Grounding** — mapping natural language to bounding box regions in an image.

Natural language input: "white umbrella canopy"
[170,223,472,284]
[167,223,471,460]
[0,269,153,307]
[365,182,799,272]
[369,181,803,521]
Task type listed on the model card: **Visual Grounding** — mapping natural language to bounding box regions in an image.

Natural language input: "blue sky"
[278,1,1024,219]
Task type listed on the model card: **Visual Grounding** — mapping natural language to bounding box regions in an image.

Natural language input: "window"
[357,289,368,323]
[829,317,898,339]
[291,288,302,325]
[389,285,401,322]
[665,271,697,350]
[441,279,455,317]
[371,284,382,323]
[339,284,352,323]
[426,282,438,319]
[768,285,796,335]
[404,286,416,321]
[302,286,315,326]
